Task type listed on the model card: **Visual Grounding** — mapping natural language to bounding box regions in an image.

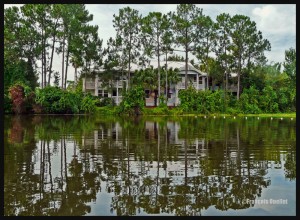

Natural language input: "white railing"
[85,82,95,89]
[197,84,205,90]
[112,81,125,87]
[177,82,203,90]
[97,81,126,89]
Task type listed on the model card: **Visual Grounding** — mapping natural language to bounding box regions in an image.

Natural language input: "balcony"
[112,81,126,88]
[97,81,126,89]
[177,82,204,90]
[85,82,95,90]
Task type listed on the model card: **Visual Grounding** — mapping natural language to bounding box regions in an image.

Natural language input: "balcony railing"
[97,81,126,89]
[112,81,126,87]
[177,82,204,90]
[85,82,95,89]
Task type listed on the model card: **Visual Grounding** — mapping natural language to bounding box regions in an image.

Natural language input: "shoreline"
[4,112,296,118]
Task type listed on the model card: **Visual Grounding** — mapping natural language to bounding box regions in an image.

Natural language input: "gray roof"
[100,60,207,76]
[147,60,207,76]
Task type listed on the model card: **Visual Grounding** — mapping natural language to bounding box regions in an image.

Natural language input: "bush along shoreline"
[5,83,296,118]
[5,83,100,115]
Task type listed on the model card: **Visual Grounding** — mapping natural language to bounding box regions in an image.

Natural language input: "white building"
[83,61,208,106]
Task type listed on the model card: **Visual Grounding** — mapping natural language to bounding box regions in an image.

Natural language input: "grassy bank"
[95,106,296,118]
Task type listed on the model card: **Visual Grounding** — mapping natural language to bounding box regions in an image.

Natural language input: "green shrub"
[80,95,97,113]
[206,90,223,113]
[118,85,145,115]
[4,93,12,114]
[259,85,279,113]
[35,86,64,113]
[151,106,170,115]
[57,91,82,114]
[96,106,117,115]
[99,97,115,107]
[178,87,225,114]
[35,86,95,114]
[277,87,295,112]
[238,86,261,114]
[169,107,184,115]
[225,107,240,116]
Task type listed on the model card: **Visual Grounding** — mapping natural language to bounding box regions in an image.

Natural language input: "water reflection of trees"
[4,116,296,216]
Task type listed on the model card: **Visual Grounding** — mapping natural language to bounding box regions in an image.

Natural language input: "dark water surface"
[4,115,296,216]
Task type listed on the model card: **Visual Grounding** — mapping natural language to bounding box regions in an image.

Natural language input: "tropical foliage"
[4,4,296,115]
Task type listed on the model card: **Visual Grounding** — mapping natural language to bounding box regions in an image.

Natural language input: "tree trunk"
[158,56,161,105]
[48,19,58,86]
[237,71,240,100]
[206,37,209,91]
[61,33,65,89]
[223,75,226,113]
[225,70,228,92]
[48,34,56,86]
[207,74,209,90]
[127,61,130,91]
[165,52,168,101]
[237,54,241,100]
[64,47,70,89]
[127,35,132,91]
[84,62,87,96]
[43,40,47,88]
[185,50,188,89]
[74,66,77,91]
[157,35,161,106]
[224,34,228,92]
[41,47,44,89]
[185,33,188,89]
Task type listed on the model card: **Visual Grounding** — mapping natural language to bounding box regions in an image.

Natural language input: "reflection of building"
[82,121,206,153]
[106,158,272,214]
[79,120,273,214]
[4,116,295,216]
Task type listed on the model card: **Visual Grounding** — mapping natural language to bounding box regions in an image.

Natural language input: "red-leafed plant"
[9,84,26,114]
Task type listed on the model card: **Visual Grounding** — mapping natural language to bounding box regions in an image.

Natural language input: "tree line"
[4,4,296,114]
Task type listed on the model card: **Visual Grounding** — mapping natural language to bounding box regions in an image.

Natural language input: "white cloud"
[252,5,296,35]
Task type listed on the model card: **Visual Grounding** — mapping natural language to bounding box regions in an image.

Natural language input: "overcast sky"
[86,4,296,64]
[4,4,296,84]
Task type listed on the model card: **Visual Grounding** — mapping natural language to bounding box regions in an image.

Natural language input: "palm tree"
[70,55,83,90]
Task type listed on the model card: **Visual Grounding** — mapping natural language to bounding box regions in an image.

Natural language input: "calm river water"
[4,115,296,216]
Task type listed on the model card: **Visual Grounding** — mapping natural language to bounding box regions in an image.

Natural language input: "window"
[98,90,103,97]
[112,131,117,140]
[112,89,117,97]
[103,90,108,97]
[167,92,171,98]
[118,88,123,96]
[145,90,150,98]
[199,78,203,84]
[194,76,197,82]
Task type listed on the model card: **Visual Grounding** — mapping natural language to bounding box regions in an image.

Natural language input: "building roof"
[100,60,207,76]
[147,60,207,76]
